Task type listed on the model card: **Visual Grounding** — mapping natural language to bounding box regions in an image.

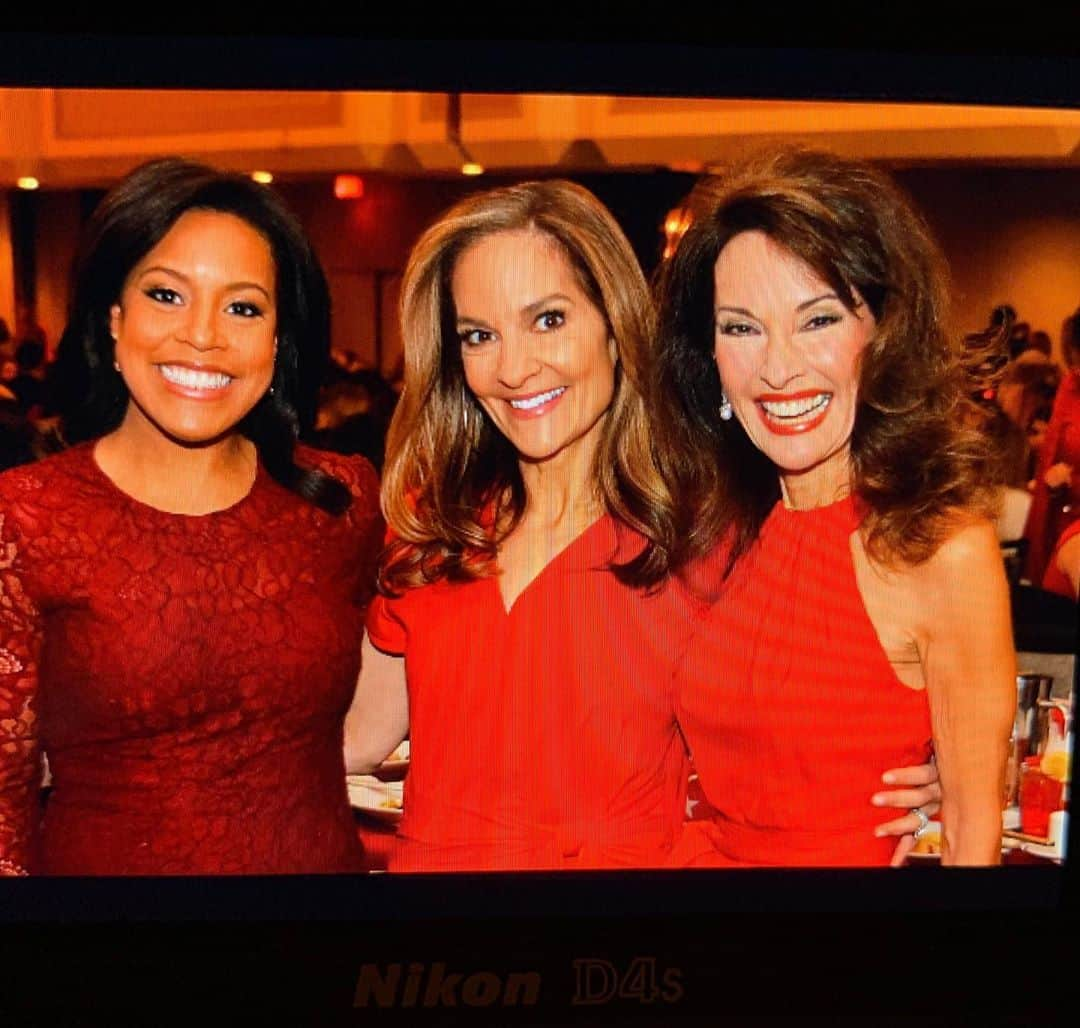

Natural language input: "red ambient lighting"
[334,175,364,200]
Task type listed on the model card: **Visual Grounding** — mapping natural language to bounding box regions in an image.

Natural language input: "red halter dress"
[672,496,933,867]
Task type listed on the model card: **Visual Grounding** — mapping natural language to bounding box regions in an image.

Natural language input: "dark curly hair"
[52,157,350,514]
[653,147,1002,576]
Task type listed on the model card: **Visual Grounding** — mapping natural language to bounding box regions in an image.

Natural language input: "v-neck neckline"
[494,513,611,617]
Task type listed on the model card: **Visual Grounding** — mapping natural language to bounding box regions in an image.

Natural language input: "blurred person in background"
[1029,330,1052,358]
[998,353,1061,483]
[991,303,1017,329]
[0,400,36,471]
[1024,306,1080,583]
[9,340,48,417]
[11,301,47,358]
[962,321,1028,491]
[1042,519,1080,600]
[310,367,398,472]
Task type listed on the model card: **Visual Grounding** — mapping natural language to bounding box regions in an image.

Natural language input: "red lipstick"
[754,391,831,436]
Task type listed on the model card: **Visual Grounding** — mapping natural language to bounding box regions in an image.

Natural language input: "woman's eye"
[459,328,494,348]
[536,310,565,331]
[228,300,264,318]
[145,286,181,305]
[804,312,842,331]
[717,320,755,337]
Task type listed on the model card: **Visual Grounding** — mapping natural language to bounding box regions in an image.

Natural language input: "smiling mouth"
[157,365,234,391]
[756,392,831,434]
[759,393,830,421]
[508,387,566,412]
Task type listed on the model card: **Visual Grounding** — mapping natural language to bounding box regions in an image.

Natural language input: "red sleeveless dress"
[0,441,382,875]
[1042,519,1080,598]
[366,515,700,872]
[672,496,933,867]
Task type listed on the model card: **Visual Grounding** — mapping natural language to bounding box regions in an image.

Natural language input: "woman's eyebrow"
[714,305,756,317]
[796,292,838,311]
[523,293,573,318]
[135,266,273,301]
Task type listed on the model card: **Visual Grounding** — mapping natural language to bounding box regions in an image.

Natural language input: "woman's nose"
[495,335,542,389]
[180,299,221,351]
[760,330,804,389]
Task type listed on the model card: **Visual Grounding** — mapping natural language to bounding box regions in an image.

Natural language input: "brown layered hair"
[654,147,1002,576]
[380,179,673,593]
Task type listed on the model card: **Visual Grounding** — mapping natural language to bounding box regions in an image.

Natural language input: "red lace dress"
[0,441,382,875]
[366,515,700,871]
[672,496,933,867]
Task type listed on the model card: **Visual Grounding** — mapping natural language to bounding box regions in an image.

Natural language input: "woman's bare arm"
[343,631,409,774]
[1055,531,1080,599]
[914,520,1016,865]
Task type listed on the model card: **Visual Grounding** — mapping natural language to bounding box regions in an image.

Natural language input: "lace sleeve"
[0,510,44,875]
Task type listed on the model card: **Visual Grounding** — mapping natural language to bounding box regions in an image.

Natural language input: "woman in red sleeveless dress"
[1024,323,1080,585]
[343,179,940,871]
[654,149,1015,866]
[1042,519,1080,599]
[0,160,382,875]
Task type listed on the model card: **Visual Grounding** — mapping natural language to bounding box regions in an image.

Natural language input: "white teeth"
[509,387,565,410]
[158,365,233,390]
[760,394,830,419]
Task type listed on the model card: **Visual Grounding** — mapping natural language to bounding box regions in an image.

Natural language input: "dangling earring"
[719,390,733,422]
[113,360,121,373]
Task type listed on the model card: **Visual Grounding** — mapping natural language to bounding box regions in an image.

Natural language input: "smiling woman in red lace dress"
[0,160,381,876]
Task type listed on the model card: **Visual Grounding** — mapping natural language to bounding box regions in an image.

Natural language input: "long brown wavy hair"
[654,147,1003,576]
[380,179,674,593]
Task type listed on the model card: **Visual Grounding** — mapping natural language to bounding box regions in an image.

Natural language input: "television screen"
[0,32,1076,1025]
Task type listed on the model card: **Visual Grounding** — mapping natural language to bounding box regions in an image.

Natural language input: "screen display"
[0,36,1076,1021]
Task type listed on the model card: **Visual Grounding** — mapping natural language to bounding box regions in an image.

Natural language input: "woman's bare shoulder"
[919,513,1001,573]
[898,514,1007,626]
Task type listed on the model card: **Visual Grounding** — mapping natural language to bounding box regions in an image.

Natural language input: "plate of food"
[906,820,943,863]
[347,775,404,824]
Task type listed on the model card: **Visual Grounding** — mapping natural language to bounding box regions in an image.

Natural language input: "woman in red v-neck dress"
[653,149,1015,866]
[350,182,700,871]
[365,513,696,871]
[344,179,940,872]
[0,160,382,876]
